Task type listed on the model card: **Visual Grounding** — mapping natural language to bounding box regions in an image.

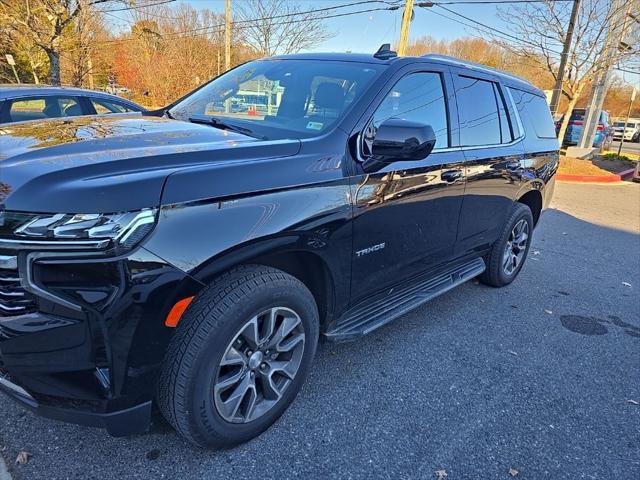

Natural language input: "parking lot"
[1,181,639,480]
[611,140,640,156]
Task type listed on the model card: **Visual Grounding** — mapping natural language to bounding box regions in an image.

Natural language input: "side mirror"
[362,119,436,172]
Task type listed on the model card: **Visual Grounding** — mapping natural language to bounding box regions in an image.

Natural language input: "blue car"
[557,108,614,150]
[0,85,146,124]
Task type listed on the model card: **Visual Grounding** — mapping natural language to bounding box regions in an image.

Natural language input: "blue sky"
[106,0,513,53]
[197,0,511,53]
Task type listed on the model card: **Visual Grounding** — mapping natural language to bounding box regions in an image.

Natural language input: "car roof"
[264,52,541,95]
[0,84,140,104]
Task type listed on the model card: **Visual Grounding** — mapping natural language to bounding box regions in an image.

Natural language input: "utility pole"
[578,0,632,149]
[224,0,231,72]
[617,88,636,158]
[549,0,580,115]
[397,0,415,56]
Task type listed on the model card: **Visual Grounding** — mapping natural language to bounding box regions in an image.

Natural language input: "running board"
[325,257,485,342]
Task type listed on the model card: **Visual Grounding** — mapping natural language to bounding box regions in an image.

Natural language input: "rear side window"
[455,76,502,146]
[510,89,556,139]
[9,96,82,122]
[569,109,585,121]
[371,72,449,149]
[91,98,139,114]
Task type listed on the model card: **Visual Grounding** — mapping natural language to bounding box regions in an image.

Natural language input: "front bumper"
[0,372,152,436]
[0,241,201,436]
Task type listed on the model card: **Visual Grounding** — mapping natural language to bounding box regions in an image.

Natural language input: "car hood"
[0,115,300,213]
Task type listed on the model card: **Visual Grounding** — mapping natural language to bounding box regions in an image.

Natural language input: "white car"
[613,120,640,141]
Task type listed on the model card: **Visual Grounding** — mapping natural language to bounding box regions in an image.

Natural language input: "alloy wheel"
[502,219,529,276]
[213,307,306,423]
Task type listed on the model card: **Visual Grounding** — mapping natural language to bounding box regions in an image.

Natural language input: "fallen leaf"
[509,467,519,477]
[435,470,448,480]
[510,305,518,309]
[532,250,540,255]
[509,350,518,356]
[15,451,31,465]
[622,282,632,287]
[627,399,639,405]
[544,309,553,315]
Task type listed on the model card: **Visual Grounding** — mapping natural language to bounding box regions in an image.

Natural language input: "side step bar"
[325,257,486,342]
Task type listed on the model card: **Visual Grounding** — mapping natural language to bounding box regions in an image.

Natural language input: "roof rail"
[374,44,397,60]
[421,54,530,85]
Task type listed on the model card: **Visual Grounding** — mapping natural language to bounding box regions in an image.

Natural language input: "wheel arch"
[191,240,338,332]
[515,180,544,225]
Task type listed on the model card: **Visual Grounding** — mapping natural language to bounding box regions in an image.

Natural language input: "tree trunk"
[557,95,580,146]
[46,49,61,85]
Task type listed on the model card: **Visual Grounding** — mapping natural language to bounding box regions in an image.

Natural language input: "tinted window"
[370,72,448,149]
[569,109,585,121]
[9,96,82,122]
[455,76,501,146]
[510,89,556,139]
[91,98,139,114]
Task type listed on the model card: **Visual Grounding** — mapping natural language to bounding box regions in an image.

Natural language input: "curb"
[619,168,636,180]
[556,168,636,183]
[0,453,11,480]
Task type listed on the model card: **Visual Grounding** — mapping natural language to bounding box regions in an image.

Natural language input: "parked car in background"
[0,85,146,124]
[613,119,640,141]
[0,49,558,448]
[556,108,614,150]
[633,128,640,143]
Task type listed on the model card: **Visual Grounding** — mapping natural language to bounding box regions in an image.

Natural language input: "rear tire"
[157,264,319,448]
[480,203,534,287]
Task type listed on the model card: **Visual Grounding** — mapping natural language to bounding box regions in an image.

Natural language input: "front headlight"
[13,209,156,250]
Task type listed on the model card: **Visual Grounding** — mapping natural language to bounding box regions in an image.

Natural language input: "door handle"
[441,169,463,183]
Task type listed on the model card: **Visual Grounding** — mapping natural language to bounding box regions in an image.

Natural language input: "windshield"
[170,59,383,140]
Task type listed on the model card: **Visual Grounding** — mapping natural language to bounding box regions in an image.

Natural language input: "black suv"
[0,49,558,448]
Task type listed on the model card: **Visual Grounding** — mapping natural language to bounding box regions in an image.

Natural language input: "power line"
[430,1,574,4]
[95,1,402,44]
[421,3,637,77]
[98,0,177,13]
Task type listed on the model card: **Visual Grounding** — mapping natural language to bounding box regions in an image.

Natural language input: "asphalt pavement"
[1,181,639,480]
[611,140,640,156]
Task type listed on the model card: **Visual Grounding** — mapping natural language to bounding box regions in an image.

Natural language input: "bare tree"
[497,0,639,142]
[0,0,118,85]
[235,0,333,57]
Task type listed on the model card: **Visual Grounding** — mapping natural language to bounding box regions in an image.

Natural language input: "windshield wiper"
[188,115,266,140]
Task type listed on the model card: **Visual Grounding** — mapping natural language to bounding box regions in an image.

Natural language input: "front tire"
[480,203,534,287]
[157,265,319,448]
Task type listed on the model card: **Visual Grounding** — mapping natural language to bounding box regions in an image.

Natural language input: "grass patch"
[601,151,639,162]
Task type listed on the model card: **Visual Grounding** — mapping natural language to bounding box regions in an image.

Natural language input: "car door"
[449,69,525,256]
[348,65,466,304]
